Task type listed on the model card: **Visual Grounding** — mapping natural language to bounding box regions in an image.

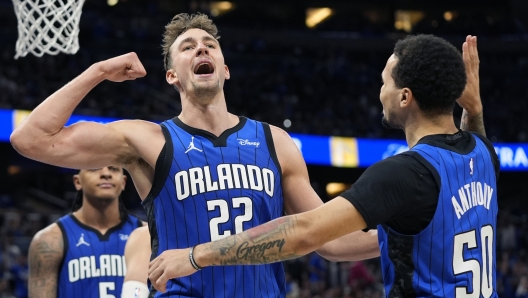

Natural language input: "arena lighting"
[306,8,334,29]
[107,0,118,6]
[394,10,424,33]
[210,1,235,17]
[326,183,350,197]
[444,11,458,22]
[444,11,453,21]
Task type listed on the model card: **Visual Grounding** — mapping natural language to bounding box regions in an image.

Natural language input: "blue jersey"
[378,134,498,297]
[142,116,286,297]
[56,213,142,298]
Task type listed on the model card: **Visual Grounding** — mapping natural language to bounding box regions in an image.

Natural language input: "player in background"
[27,167,144,298]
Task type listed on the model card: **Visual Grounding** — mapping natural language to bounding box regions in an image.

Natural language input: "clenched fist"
[96,52,147,82]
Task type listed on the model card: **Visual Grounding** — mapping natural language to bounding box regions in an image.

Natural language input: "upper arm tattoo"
[460,109,486,136]
[28,231,63,298]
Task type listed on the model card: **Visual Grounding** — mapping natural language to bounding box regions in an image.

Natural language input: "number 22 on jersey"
[208,197,253,241]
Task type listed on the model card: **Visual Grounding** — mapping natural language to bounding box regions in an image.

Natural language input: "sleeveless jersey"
[378,134,498,297]
[56,213,142,298]
[142,116,286,297]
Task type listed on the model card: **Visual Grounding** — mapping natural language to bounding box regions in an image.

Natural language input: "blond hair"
[162,12,220,71]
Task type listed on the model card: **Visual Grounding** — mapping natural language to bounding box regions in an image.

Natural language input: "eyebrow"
[178,36,219,49]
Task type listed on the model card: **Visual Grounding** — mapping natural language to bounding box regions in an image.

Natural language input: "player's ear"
[73,174,82,191]
[224,65,230,80]
[166,69,178,84]
[400,88,413,108]
[166,70,182,91]
[121,175,127,191]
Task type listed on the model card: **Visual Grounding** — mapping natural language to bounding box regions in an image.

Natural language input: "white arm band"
[121,280,149,298]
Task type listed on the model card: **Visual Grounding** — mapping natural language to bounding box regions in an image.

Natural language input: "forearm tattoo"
[29,238,63,297]
[461,109,486,136]
[205,216,302,266]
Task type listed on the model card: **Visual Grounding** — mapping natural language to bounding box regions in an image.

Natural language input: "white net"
[12,0,86,59]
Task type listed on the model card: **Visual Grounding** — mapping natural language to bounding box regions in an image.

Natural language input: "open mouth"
[194,62,214,75]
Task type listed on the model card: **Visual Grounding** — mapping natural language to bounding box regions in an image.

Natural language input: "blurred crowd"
[0,0,527,142]
[1,0,528,297]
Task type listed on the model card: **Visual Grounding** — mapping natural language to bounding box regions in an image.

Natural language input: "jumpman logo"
[185,136,203,153]
[76,233,90,247]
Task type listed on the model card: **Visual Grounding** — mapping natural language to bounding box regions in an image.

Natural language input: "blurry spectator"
[348,261,375,292]
[308,252,327,295]
[9,254,28,298]
[1,232,21,269]
[501,216,518,251]
[285,271,300,298]
[516,275,528,298]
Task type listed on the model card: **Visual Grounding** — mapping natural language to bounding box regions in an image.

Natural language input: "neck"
[73,201,121,235]
[179,91,239,136]
[404,115,459,148]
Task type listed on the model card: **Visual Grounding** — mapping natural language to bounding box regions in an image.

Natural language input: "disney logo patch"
[237,139,260,148]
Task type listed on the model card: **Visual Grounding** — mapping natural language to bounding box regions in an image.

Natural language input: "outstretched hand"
[456,35,481,114]
[96,52,147,82]
[148,248,198,293]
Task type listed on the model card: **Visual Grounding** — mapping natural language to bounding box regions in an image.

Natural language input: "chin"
[381,117,400,130]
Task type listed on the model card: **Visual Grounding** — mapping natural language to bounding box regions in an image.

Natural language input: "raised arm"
[122,225,151,298]
[148,196,367,293]
[28,224,64,298]
[10,53,152,170]
[270,125,379,261]
[457,35,485,135]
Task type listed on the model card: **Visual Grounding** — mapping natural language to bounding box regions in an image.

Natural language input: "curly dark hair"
[392,34,466,116]
[162,12,220,71]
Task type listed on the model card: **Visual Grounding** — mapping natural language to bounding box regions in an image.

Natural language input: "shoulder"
[129,225,149,240]
[360,153,437,186]
[268,124,298,151]
[125,226,150,255]
[368,154,423,173]
[267,125,305,173]
[471,132,500,173]
[32,222,63,243]
[29,223,64,260]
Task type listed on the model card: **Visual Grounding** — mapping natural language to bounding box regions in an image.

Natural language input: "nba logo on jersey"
[134,287,141,298]
[470,157,474,175]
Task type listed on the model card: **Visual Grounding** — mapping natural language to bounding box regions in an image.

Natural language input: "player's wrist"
[462,101,483,116]
[189,245,204,271]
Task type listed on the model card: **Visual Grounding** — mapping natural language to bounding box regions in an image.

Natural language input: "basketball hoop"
[12,0,86,59]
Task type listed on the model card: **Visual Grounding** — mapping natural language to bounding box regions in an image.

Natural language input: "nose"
[196,43,209,56]
[99,167,113,179]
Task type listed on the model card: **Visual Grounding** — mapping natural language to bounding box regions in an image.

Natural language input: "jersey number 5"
[453,225,494,298]
[99,282,115,298]
[208,197,253,241]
